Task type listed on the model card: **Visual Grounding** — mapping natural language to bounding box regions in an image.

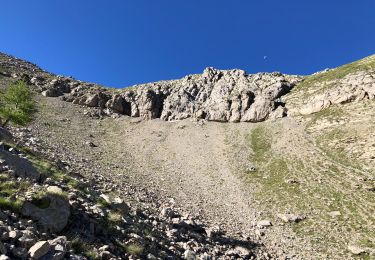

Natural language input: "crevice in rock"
[123,101,132,116]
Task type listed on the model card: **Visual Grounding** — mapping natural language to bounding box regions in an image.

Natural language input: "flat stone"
[257,220,272,228]
[328,211,341,217]
[28,241,50,259]
[348,245,365,255]
[277,213,305,223]
[46,186,63,194]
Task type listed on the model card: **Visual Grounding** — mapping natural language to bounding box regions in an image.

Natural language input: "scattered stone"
[147,253,157,260]
[257,220,272,228]
[328,211,341,217]
[286,179,299,184]
[28,241,50,259]
[18,231,36,249]
[85,141,97,147]
[277,214,305,223]
[161,207,177,219]
[8,230,21,240]
[235,246,251,256]
[348,244,366,255]
[184,249,196,260]
[0,150,40,181]
[46,186,63,195]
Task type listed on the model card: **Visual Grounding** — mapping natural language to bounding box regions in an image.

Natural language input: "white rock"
[348,245,365,255]
[28,241,50,259]
[257,220,272,228]
[184,249,196,260]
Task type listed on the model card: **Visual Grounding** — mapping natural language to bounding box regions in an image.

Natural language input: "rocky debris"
[328,211,341,217]
[0,52,45,75]
[245,163,257,172]
[184,249,196,259]
[84,140,97,147]
[257,220,272,228]
[21,193,71,233]
[28,241,51,259]
[43,236,67,260]
[348,244,366,255]
[0,126,262,259]
[0,149,40,181]
[277,214,305,223]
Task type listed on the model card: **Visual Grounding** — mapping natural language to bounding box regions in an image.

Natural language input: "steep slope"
[0,52,375,259]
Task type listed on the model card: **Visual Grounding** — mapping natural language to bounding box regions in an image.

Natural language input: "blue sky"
[1,1,374,87]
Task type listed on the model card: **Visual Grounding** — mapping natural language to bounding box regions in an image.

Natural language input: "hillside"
[0,52,374,259]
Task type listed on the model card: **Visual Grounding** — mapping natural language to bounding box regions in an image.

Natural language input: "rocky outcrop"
[30,67,301,122]
[289,70,375,115]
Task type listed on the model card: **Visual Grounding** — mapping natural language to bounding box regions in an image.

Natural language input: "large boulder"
[106,94,131,115]
[241,96,274,122]
[84,94,99,107]
[21,194,70,233]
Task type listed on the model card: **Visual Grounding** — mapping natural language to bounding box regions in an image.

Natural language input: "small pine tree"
[0,80,35,127]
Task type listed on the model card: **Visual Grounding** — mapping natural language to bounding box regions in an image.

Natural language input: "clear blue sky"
[1,1,374,87]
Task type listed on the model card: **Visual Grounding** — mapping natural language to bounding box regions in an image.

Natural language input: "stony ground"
[27,93,375,259]
[1,52,375,259]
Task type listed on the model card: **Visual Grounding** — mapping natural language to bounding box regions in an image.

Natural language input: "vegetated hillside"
[0,51,374,260]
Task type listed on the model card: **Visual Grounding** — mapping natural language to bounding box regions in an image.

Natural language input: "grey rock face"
[33,67,300,122]
[290,70,375,115]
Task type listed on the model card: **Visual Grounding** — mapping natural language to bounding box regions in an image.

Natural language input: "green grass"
[249,125,271,164]
[306,106,345,126]
[31,195,51,209]
[107,210,123,224]
[316,128,364,171]
[296,55,375,92]
[245,124,375,258]
[247,126,307,210]
[71,238,100,260]
[0,197,23,212]
[27,154,88,193]
[97,197,111,208]
[124,243,144,256]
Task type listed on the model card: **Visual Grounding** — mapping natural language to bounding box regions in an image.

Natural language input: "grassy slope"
[243,55,375,258]
[244,121,375,259]
[294,54,375,92]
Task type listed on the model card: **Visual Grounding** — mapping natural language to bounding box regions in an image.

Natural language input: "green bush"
[0,80,35,127]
